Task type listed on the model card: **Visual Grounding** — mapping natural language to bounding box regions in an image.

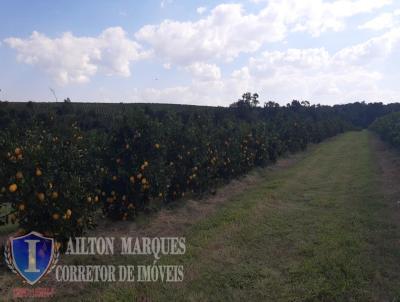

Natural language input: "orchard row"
[1,99,396,243]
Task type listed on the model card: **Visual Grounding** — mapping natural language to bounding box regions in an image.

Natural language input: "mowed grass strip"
[70,131,400,301]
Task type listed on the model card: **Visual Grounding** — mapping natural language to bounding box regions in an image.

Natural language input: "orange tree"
[370,112,400,148]
[99,112,167,220]
[0,98,356,228]
[98,108,282,217]
[0,115,101,243]
[0,129,14,225]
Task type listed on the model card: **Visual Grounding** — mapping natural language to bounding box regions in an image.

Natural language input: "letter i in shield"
[10,231,55,285]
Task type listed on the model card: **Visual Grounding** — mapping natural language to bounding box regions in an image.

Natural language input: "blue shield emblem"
[10,231,54,285]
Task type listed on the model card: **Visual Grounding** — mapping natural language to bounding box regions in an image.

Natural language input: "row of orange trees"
[0,99,351,243]
[370,112,400,148]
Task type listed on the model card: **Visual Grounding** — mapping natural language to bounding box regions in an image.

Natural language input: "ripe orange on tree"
[9,184,18,193]
[37,193,45,202]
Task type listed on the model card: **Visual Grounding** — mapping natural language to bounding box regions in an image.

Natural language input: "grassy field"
[1,131,400,301]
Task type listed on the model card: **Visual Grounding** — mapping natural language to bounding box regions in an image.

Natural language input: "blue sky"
[1,0,400,105]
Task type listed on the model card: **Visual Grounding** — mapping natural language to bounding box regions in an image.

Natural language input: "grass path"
[2,131,400,301]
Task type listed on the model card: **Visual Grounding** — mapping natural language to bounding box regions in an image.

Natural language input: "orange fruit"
[155,143,160,149]
[66,209,72,217]
[129,176,135,183]
[9,184,17,193]
[52,213,60,220]
[18,204,25,211]
[14,147,22,155]
[35,168,42,176]
[51,192,59,199]
[37,192,45,202]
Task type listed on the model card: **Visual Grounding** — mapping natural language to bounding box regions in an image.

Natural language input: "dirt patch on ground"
[368,133,400,301]
[369,134,400,217]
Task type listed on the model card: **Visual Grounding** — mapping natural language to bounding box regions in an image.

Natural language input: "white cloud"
[135,0,392,66]
[4,27,148,85]
[136,28,400,105]
[247,30,400,101]
[185,62,221,81]
[248,48,331,76]
[263,0,393,36]
[132,80,226,106]
[240,48,382,101]
[196,6,207,15]
[4,0,398,103]
[359,10,400,31]
[136,4,277,65]
[233,30,400,102]
[163,63,171,69]
[334,28,400,64]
